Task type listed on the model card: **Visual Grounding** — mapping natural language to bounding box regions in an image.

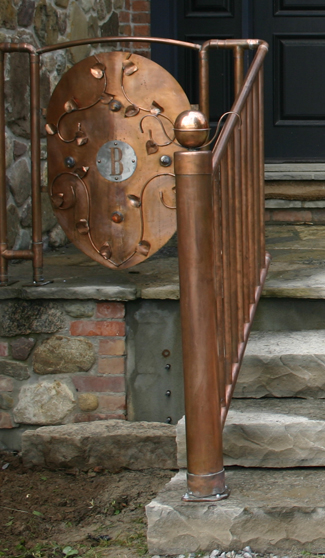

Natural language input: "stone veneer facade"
[0,300,127,441]
[1,0,150,251]
[1,2,151,444]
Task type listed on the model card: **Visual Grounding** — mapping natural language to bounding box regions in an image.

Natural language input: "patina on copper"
[46,51,190,269]
[0,36,271,505]
[174,39,270,501]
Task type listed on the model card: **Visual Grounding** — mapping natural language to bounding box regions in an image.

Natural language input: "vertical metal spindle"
[246,90,255,304]
[30,52,43,283]
[258,67,266,264]
[199,44,210,121]
[175,149,228,501]
[234,45,244,98]
[220,155,233,385]
[252,78,261,282]
[212,169,226,406]
[234,123,244,343]
[240,105,250,323]
[0,50,8,285]
[227,137,239,363]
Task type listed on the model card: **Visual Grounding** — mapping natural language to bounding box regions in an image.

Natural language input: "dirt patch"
[0,451,174,558]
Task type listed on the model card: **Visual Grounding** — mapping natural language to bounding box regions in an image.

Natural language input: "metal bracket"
[182,486,230,502]
[22,280,53,287]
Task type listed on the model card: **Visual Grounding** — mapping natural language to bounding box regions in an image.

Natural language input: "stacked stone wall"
[1,0,151,252]
[0,299,127,445]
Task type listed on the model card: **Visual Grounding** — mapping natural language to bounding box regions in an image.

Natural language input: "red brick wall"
[119,0,151,57]
[70,302,127,422]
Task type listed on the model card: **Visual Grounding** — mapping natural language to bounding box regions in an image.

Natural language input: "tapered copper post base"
[182,469,230,502]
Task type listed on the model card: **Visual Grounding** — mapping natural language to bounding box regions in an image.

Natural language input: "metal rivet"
[162,349,170,358]
[165,390,171,397]
[64,156,75,168]
[165,364,171,370]
[166,417,172,424]
[160,155,172,167]
[111,211,124,223]
[109,99,122,112]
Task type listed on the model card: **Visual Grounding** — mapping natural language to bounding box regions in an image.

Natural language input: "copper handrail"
[0,36,270,504]
[175,40,270,501]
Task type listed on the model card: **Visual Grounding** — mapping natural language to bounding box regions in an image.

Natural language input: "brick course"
[98,394,126,411]
[73,375,125,393]
[133,23,150,36]
[132,0,150,11]
[70,320,125,337]
[98,357,125,375]
[96,302,125,319]
[99,338,126,356]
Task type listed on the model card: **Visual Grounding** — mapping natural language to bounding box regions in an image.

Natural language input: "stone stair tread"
[245,330,325,354]
[228,397,325,421]
[177,399,325,468]
[1,225,325,300]
[146,467,325,555]
[235,331,325,399]
[225,399,325,467]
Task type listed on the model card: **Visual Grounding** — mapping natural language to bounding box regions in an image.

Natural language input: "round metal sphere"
[174,110,209,148]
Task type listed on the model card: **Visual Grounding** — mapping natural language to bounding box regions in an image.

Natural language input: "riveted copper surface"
[46,51,190,269]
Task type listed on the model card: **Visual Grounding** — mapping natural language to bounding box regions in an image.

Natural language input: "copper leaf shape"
[51,193,64,208]
[125,104,140,118]
[99,243,112,260]
[75,130,88,146]
[137,240,151,256]
[45,123,57,135]
[146,139,158,155]
[75,166,89,178]
[76,219,89,234]
[150,100,164,115]
[128,195,141,208]
[64,98,79,113]
[90,63,106,79]
[100,92,114,105]
[122,60,138,76]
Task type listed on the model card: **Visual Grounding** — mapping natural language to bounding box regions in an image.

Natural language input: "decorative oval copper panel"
[46,51,191,269]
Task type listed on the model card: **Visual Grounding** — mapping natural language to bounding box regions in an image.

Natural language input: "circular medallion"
[96,140,137,182]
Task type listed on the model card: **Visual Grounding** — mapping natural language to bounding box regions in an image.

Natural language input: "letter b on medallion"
[97,140,137,182]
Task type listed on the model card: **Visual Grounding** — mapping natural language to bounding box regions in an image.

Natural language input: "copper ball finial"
[174,110,209,149]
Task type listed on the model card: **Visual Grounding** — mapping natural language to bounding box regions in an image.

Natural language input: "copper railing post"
[199,43,210,120]
[175,150,229,501]
[0,50,8,285]
[234,45,244,98]
[30,52,43,283]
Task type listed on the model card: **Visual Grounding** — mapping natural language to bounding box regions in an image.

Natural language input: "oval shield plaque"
[46,51,190,269]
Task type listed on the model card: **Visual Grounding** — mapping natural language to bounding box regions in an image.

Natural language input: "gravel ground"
[151,548,315,558]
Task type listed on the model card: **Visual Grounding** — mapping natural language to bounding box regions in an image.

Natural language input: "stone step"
[235,330,325,398]
[177,399,325,468]
[146,467,325,555]
[22,419,177,471]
